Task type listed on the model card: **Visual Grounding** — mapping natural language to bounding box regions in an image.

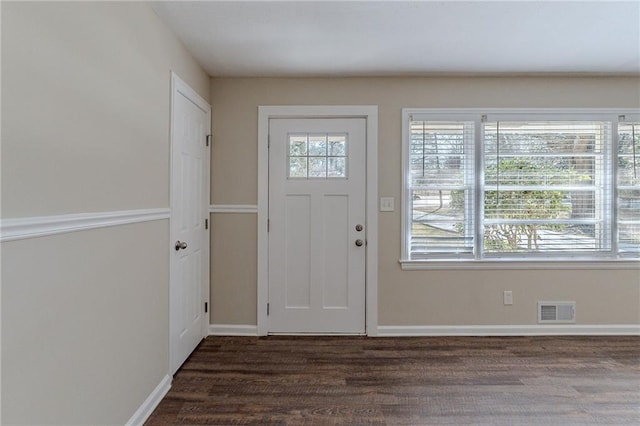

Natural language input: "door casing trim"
[257,106,378,336]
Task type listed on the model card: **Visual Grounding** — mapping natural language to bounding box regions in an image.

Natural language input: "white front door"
[268,118,366,333]
[170,74,210,374]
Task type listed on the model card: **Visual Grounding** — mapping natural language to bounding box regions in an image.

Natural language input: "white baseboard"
[207,324,639,337]
[209,324,258,336]
[125,374,171,426]
[377,324,640,336]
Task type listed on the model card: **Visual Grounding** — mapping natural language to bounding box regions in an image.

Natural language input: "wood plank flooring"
[146,336,640,425]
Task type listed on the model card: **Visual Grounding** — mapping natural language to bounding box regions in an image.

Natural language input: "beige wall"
[2,1,209,218]
[2,222,168,424]
[1,2,209,424]
[210,214,257,325]
[210,77,640,326]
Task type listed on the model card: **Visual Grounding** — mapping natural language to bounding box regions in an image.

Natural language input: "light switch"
[380,197,395,212]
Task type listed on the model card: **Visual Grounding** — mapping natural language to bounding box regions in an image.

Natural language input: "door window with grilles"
[288,134,347,179]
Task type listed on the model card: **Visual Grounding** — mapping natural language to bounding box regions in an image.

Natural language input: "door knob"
[175,240,188,251]
[355,239,364,247]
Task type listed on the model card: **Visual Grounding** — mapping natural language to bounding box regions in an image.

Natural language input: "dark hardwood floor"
[146,336,640,425]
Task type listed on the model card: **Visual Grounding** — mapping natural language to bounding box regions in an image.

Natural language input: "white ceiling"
[151,1,640,77]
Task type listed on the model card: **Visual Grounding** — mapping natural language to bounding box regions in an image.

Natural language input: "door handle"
[355,239,364,247]
[175,240,188,251]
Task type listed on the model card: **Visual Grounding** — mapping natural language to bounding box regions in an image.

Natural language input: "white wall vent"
[538,302,576,323]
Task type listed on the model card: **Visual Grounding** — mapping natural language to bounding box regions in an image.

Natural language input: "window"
[288,133,347,178]
[407,120,474,258]
[618,122,640,255]
[483,121,608,255]
[402,109,640,264]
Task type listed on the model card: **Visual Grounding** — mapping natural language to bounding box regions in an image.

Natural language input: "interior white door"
[170,75,210,374]
[269,118,366,333]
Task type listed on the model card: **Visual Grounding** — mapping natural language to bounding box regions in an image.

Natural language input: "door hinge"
[205,218,208,230]
[267,219,270,232]
[205,302,208,313]
[206,134,212,147]
[267,303,269,316]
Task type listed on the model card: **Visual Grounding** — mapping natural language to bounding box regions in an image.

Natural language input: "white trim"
[257,105,378,336]
[365,108,379,337]
[406,108,640,121]
[209,324,258,336]
[400,109,409,262]
[400,259,640,270]
[257,108,269,336]
[377,324,640,337]
[209,204,258,214]
[125,374,171,426]
[0,208,170,242]
[171,72,210,114]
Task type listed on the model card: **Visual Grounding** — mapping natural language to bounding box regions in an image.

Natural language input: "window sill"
[399,259,640,270]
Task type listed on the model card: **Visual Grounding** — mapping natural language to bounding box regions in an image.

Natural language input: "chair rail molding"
[0,208,170,242]
[209,204,258,214]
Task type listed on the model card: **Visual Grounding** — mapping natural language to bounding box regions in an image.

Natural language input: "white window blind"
[402,109,640,262]
[408,120,474,258]
[618,122,640,254]
[483,121,609,255]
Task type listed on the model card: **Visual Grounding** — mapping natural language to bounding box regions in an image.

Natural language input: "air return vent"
[538,302,576,323]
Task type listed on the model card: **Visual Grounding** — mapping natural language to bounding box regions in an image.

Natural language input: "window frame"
[401,108,640,269]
